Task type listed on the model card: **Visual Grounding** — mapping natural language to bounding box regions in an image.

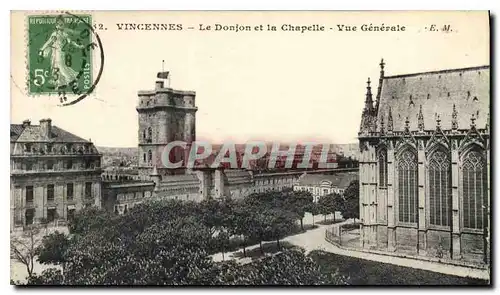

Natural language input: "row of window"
[24,207,76,225]
[295,186,343,195]
[256,178,294,186]
[23,143,93,154]
[18,159,99,171]
[378,147,487,230]
[25,182,93,204]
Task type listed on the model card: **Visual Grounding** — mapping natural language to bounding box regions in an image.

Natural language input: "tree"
[331,193,344,221]
[68,206,114,235]
[318,194,333,222]
[284,190,313,231]
[341,180,360,222]
[10,226,43,279]
[36,231,70,266]
[25,268,64,285]
[28,197,349,286]
[214,248,346,285]
[226,199,250,256]
[305,202,320,225]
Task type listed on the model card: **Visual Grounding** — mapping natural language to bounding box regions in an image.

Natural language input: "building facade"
[358,60,490,265]
[10,119,102,230]
[294,173,358,202]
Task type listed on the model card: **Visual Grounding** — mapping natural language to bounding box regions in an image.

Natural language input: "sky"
[11,11,489,147]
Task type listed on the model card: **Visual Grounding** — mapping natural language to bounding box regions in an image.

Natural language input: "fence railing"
[325,222,360,247]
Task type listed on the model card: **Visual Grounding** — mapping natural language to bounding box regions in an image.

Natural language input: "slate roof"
[296,173,357,189]
[376,66,490,132]
[10,123,90,143]
[10,124,25,141]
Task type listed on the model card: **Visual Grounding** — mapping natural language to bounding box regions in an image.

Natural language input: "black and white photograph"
[9,10,491,286]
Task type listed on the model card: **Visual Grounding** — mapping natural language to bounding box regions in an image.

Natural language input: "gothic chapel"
[358,60,490,265]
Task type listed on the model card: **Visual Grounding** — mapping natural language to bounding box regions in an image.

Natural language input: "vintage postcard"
[10,11,490,286]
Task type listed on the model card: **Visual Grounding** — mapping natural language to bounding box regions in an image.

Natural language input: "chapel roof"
[376,65,490,132]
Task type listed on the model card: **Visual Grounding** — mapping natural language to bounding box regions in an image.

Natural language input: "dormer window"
[24,143,32,153]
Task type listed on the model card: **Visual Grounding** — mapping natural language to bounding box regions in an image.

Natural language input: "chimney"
[39,118,52,138]
[22,119,31,127]
[155,81,164,90]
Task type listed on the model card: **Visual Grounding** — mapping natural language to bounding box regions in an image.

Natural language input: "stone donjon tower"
[358,60,490,265]
[136,74,197,178]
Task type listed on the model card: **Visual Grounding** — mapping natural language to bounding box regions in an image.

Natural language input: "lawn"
[308,250,489,286]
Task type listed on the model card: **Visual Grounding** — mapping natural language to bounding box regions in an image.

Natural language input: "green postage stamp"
[27,14,94,99]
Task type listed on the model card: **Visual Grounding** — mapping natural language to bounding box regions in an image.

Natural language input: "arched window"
[462,150,487,229]
[143,129,146,139]
[143,153,146,163]
[147,127,152,140]
[398,148,418,223]
[378,148,388,188]
[148,150,152,163]
[428,149,451,226]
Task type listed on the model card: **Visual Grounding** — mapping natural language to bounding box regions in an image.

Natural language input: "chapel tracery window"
[462,150,487,230]
[398,148,418,223]
[428,149,451,226]
[378,148,388,188]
